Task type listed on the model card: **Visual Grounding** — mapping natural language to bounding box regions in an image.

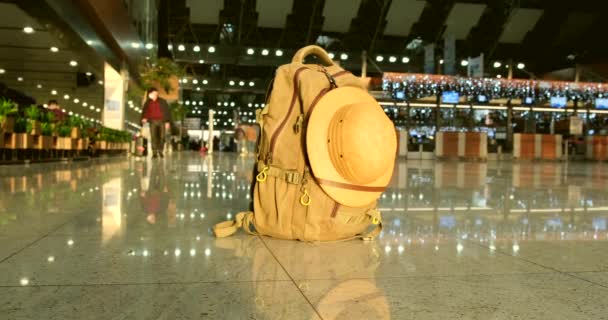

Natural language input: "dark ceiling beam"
[407,0,456,44]
[282,0,325,48]
[465,0,520,59]
[342,0,392,52]
[520,6,569,72]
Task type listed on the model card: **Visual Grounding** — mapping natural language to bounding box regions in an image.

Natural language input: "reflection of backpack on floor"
[214,46,397,242]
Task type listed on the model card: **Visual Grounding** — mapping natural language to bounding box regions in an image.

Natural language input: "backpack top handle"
[292,45,334,66]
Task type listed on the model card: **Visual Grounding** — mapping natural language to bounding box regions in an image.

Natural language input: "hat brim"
[306,87,394,207]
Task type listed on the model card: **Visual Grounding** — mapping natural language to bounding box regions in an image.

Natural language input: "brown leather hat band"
[315,178,386,192]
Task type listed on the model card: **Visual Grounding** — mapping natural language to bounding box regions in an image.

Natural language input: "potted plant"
[68,116,83,139]
[0,98,18,132]
[39,122,54,150]
[56,122,73,150]
[24,105,41,135]
[12,117,34,149]
[140,57,184,101]
[0,98,18,148]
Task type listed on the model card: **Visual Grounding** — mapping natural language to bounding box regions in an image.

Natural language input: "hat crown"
[327,103,396,185]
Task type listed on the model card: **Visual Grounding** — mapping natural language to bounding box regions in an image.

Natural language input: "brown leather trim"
[316,178,386,192]
[330,202,340,218]
[331,70,350,78]
[268,67,309,161]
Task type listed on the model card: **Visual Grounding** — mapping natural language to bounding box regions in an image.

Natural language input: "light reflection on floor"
[0,153,607,319]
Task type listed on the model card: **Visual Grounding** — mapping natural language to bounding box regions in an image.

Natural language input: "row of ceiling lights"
[49,89,101,116]
[180,78,256,87]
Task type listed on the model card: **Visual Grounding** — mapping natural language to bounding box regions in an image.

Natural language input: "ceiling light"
[192,79,198,84]
[51,90,57,95]
[493,61,501,68]
[89,106,94,110]
[275,49,283,57]
[497,74,502,78]
[64,94,70,100]
[248,103,252,107]
[85,72,92,76]
[261,49,269,56]
[196,87,201,91]
[249,81,254,87]
[37,84,42,88]
[96,108,101,112]
[203,79,208,85]
[230,102,235,107]
[86,40,93,45]
[193,45,200,52]
[439,59,444,64]
[402,57,410,63]
[50,47,59,53]
[178,44,185,51]
[208,46,216,53]
[517,63,525,70]
[23,26,34,34]
[74,98,80,103]
[340,53,348,60]
[229,80,235,86]
[98,80,103,85]
[460,60,469,66]
[217,102,221,106]
[328,53,335,59]
[224,102,229,106]
[17,77,23,82]
[247,48,254,55]
[145,43,154,49]
[68,111,73,116]
[168,44,173,50]
[239,81,244,86]
[199,59,205,64]
[376,55,384,62]
[131,42,140,48]
[0,69,5,74]
[182,78,188,84]
[69,60,78,67]
[82,102,88,107]
[389,56,397,63]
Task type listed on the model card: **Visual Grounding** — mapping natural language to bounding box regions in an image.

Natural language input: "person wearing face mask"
[141,88,172,158]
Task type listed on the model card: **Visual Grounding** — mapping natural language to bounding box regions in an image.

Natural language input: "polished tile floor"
[1,153,607,319]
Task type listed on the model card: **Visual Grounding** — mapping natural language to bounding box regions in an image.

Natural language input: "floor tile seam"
[0,279,296,288]
[467,240,608,290]
[0,216,81,265]
[258,235,325,320]
[287,271,569,282]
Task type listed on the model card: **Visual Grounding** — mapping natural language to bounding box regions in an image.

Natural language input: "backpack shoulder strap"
[213,212,256,238]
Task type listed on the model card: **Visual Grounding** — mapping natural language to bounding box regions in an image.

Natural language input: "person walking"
[141,88,172,158]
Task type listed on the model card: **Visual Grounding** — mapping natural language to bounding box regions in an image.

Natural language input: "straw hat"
[307,86,397,207]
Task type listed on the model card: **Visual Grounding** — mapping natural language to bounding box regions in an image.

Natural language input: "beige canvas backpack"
[214,45,386,241]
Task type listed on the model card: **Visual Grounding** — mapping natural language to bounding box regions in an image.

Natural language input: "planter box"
[57,137,76,150]
[30,121,42,136]
[96,140,108,150]
[71,127,81,139]
[77,138,88,150]
[1,117,16,133]
[5,133,35,149]
[34,136,53,150]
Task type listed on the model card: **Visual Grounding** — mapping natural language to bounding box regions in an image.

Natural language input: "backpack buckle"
[284,171,300,184]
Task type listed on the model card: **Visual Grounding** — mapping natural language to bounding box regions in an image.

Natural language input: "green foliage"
[41,122,53,136]
[25,105,41,121]
[56,123,71,137]
[14,117,27,133]
[170,101,187,121]
[0,98,18,123]
[139,57,184,93]
[41,111,55,123]
[98,127,132,142]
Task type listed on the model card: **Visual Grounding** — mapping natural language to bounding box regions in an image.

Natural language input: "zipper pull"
[293,114,304,134]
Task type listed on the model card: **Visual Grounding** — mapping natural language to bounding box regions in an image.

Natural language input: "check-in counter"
[435,132,488,160]
[513,134,562,160]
